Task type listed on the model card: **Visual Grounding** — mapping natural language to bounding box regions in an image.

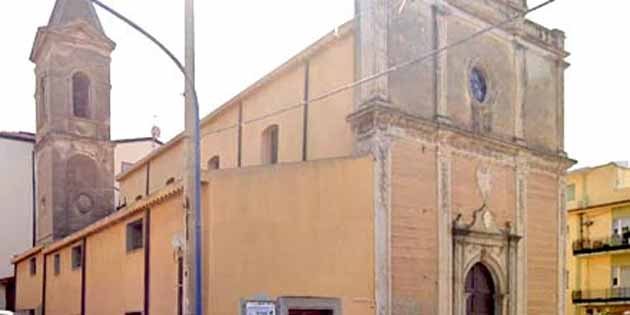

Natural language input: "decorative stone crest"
[476,163,493,205]
[454,206,503,236]
[453,204,520,315]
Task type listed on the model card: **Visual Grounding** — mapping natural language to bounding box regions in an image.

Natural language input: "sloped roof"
[0,131,35,143]
[48,0,105,34]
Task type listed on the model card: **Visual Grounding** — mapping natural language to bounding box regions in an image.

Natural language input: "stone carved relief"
[453,206,520,315]
[348,105,573,177]
[476,163,493,204]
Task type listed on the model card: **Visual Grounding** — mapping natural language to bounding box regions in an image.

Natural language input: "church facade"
[12,1,573,315]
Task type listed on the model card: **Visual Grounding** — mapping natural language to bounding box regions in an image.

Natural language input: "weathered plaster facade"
[31,0,116,243]
[351,1,573,315]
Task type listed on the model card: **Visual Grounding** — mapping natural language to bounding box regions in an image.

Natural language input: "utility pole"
[184,0,202,315]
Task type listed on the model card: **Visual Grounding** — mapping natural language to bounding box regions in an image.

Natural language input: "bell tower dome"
[32,0,116,244]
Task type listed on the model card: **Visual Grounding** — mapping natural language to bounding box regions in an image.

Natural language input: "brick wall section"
[527,172,559,315]
[390,140,438,315]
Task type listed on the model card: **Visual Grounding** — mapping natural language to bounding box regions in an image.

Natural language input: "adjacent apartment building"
[11,0,573,315]
[0,132,35,311]
[567,162,630,315]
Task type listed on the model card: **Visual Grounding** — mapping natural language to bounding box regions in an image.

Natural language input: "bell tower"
[31,0,116,244]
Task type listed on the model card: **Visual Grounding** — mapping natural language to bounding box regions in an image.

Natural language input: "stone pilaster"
[515,153,528,315]
[433,4,451,124]
[354,2,393,312]
[513,41,527,145]
[355,129,392,315]
[557,176,568,315]
[556,58,568,156]
[355,0,390,107]
[437,134,452,315]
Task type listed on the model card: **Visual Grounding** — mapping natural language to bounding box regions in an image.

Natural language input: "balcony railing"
[573,288,630,304]
[573,234,630,255]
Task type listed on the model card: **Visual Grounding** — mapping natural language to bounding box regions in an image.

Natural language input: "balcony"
[573,234,630,256]
[573,288,630,304]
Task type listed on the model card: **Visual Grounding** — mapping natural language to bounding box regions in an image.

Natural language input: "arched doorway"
[465,263,496,315]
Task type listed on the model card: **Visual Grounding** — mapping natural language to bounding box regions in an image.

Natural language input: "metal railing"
[573,287,630,303]
[573,234,630,255]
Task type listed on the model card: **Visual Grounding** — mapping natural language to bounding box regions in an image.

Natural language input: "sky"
[0,0,625,169]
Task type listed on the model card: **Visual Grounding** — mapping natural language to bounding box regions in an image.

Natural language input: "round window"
[75,193,94,214]
[469,67,488,103]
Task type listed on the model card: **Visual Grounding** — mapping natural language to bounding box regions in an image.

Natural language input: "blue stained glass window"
[470,68,487,103]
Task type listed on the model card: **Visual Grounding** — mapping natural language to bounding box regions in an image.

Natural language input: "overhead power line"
[200,0,557,138]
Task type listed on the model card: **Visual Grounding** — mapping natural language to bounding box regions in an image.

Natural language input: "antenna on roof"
[151,115,161,147]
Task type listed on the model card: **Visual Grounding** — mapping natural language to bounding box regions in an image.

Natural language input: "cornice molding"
[348,105,575,174]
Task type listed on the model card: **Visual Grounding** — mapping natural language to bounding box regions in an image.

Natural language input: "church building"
[11,1,573,315]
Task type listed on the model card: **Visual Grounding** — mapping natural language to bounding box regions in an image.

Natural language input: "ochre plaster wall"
[149,195,185,315]
[45,243,82,315]
[581,256,611,290]
[15,253,42,312]
[148,141,184,194]
[241,65,305,167]
[201,105,240,170]
[306,33,354,161]
[118,31,356,204]
[204,157,375,315]
[85,213,145,315]
[568,165,630,209]
[119,164,148,203]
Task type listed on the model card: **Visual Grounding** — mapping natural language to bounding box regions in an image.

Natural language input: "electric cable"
[199,0,557,138]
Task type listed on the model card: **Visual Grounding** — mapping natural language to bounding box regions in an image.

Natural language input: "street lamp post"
[183,2,204,315]
[88,1,203,315]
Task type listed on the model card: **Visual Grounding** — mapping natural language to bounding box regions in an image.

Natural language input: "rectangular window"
[613,218,630,236]
[72,245,83,270]
[612,266,630,287]
[54,254,61,275]
[613,266,621,287]
[566,184,576,202]
[29,257,36,276]
[126,219,144,252]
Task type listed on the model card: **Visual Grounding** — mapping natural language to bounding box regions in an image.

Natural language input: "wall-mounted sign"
[245,301,276,315]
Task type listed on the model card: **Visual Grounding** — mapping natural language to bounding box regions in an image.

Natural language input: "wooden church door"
[465,263,496,315]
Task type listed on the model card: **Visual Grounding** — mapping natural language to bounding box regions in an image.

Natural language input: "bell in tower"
[31,0,116,244]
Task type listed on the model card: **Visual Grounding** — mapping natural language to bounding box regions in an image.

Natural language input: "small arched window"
[208,156,220,170]
[262,125,279,165]
[72,72,90,118]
